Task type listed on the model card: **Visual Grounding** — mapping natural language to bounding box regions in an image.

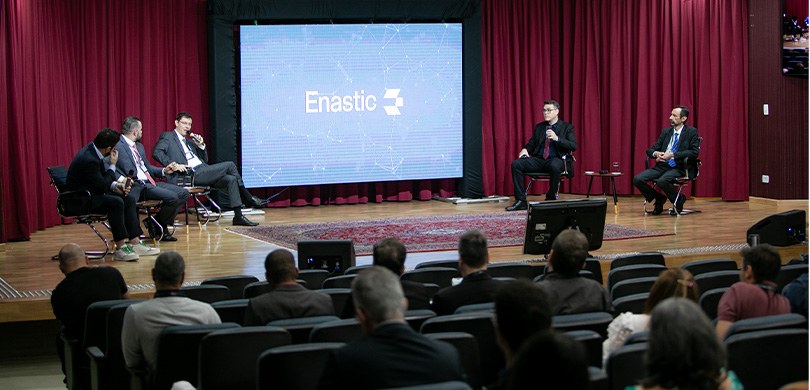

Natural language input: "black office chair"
[681,258,738,276]
[612,293,649,315]
[486,263,535,280]
[415,260,460,270]
[86,300,145,390]
[698,287,728,320]
[201,275,260,300]
[344,264,372,275]
[424,332,482,390]
[322,274,356,289]
[298,269,331,290]
[642,136,702,216]
[257,342,346,390]
[210,299,249,325]
[565,330,603,368]
[401,267,460,289]
[268,315,341,344]
[309,318,363,343]
[180,284,231,303]
[318,288,353,319]
[524,153,575,199]
[583,258,603,285]
[605,342,648,390]
[694,270,739,294]
[606,264,667,292]
[198,326,291,390]
[776,263,809,291]
[610,252,666,270]
[610,277,657,301]
[47,165,111,259]
[423,283,441,301]
[243,280,272,299]
[453,302,495,315]
[726,328,809,389]
[552,312,614,339]
[405,309,438,332]
[723,313,808,340]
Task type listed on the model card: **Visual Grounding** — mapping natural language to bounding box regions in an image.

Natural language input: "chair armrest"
[86,346,106,390]
[59,331,82,390]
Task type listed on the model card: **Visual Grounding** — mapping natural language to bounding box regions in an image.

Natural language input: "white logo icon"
[383,89,403,116]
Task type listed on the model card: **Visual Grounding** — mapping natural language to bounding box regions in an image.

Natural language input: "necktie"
[132,144,156,185]
[668,132,679,168]
[542,126,552,159]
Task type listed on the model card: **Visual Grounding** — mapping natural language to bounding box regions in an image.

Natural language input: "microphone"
[189,132,203,144]
[126,170,134,189]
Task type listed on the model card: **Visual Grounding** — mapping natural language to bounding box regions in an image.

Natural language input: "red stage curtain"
[482,0,749,201]
[785,0,809,19]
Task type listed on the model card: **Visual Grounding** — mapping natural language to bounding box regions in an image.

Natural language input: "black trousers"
[510,156,565,201]
[126,181,190,230]
[632,163,684,204]
[191,161,245,209]
[89,193,127,242]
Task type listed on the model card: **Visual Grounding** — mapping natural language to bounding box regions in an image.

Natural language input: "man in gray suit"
[243,249,335,325]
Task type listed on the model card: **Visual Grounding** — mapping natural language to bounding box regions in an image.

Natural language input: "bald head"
[58,243,86,274]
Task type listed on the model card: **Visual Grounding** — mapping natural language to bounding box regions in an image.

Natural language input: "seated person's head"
[152,252,185,289]
[740,244,781,284]
[351,266,406,332]
[373,237,407,276]
[644,268,699,314]
[57,243,87,275]
[93,128,121,155]
[458,229,489,272]
[264,249,298,286]
[548,229,589,277]
[494,280,553,363]
[507,331,590,390]
[643,298,727,389]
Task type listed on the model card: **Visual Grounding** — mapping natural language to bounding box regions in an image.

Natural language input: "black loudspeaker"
[746,210,807,246]
[297,240,356,274]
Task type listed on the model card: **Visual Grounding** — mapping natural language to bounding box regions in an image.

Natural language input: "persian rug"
[228,212,673,255]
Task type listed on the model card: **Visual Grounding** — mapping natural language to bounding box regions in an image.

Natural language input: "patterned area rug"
[228,212,673,255]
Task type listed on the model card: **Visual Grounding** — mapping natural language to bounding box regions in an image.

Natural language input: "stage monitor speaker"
[297,240,356,275]
[746,210,807,246]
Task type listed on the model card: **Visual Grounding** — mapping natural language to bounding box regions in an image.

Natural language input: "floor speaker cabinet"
[746,210,807,246]
[297,240,356,275]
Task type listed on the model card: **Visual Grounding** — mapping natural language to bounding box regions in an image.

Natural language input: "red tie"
[132,144,156,185]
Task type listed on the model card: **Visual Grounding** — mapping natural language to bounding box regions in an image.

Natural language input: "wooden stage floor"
[0,195,807,323]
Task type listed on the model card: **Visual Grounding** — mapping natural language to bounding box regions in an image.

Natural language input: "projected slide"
[239,23,463,188]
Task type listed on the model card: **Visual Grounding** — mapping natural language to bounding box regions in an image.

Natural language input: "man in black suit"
[430,230,505,315]
[243,249,334,325]
[506,99,578,211]
[318,266,466,389]
[67,128,154,261]
[115,116,189,242]
[372,237,431,309]
[633,105,700,215]
[152,112,263,226]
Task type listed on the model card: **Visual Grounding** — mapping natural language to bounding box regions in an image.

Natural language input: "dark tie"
[542,126,552,159]
[668,132,679,168]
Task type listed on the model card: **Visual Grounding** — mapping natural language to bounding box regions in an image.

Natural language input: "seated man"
[632,105,700,215]
[152,112,264,226]
[506,99,577,211]
[121,252,221,373]
[116,116,189,242]
[318,266,466,389]
[535,229,613,315]
[430,230,505,315]
[715,244,791,338]
[243,249,335,325]
[67,128,159,261]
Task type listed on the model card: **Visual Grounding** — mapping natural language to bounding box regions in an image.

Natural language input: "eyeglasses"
[179,121,192,126]
[542,108,558,113]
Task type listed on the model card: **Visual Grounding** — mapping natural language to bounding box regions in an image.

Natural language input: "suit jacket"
[152,130,208,167]
[66,143,117,195]
[524,120,577,158]
[430,271,505,315]
[318,322,466,389]
[114,136,166,181]
[341,279,432,317]
[645,125,700,177]
[243,283,335,326]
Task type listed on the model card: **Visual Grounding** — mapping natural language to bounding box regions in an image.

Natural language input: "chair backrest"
[588,366,608,390]
[726,328,809,390]
[47,165,69,193]
[180,284,232,303]
[309,318,363,343]
[198,326,292,390]
[344,264,372,275]
[776,263,809,291]
[584,258,603,285]
[401,267,460,289]
[552,311,614,339]
[83,299,132,351]
[605,342,648,390]
[152,323,241,390]
[268,315,341,344]
[612,293,649,315]
[318,288,353,319]
[243,280,272,299]
[486,263,535,280]
[423,283,441,300]
[698,287,729,320]
[404,309,437,331]
[606,264,667,292]
[424,332,482,389]
[623,330,649,345]
[382,381,473,390]
[724,313,808,339]
[322,274,356,289]
[694,270,740,294]
[610,252,666,270]
[610,277,658,301]
[680,258,738,276]
[201,275,260,300]
[453,302,495,315]
[257,342,346,390]
[415,260,459,270]
[578,269,599,282]
[420,312,503,386]
[565,330,603,368]
[296,269,331,290]
[211,299,249,325]
[102,300,145,390]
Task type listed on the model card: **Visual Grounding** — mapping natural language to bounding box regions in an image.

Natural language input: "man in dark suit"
[633,105,700,215]
[152,112,263,226]
[116,116,189,242]
[430,230,505,315]
[506,99,578,211]
[243,249,334,325]
[67,128,154,261]
[318,266,466,389]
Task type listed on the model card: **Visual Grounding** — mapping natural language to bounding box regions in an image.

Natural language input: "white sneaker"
[112,246,139,262]
[131,242,160,256]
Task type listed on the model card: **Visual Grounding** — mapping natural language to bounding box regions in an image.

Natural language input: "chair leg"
[85,223,111,259]
[524,178,534,200]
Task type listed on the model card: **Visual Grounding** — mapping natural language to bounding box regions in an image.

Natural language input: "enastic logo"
[304,88,403,116]
[382,89,403,116]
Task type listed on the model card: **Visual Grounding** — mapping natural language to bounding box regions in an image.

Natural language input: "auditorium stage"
[0,195,806,323]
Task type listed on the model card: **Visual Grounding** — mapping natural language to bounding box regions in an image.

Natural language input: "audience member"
[635,298,742,390]
[372,237,431,309]
[318,266,466,389]
[122,252,220,373]
[716,244,790,338]
[430,230,505,315]
[506,331,590,390]
[243,249,334,325]
[490,280,553,389]
[535,229,613,314]
[602,268,699,365]
[783,273,808,317]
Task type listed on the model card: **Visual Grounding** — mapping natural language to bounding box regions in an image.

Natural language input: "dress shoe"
[650,194,667,215]
[161,233,178,242]
[233,215,259,226]
[505,200,528,211]
[245,195,266,208]
[670,200,685,215]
